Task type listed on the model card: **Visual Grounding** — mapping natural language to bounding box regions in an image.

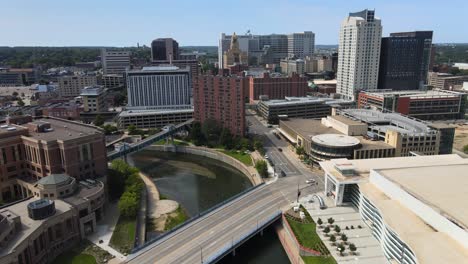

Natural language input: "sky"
[1,0,467,47]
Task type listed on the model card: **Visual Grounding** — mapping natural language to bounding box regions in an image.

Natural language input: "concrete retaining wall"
[149,145,262,186]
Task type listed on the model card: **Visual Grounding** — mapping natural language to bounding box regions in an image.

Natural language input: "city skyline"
[1,0,468,47]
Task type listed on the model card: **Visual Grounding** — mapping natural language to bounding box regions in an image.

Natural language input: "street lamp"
[198,243,203,264]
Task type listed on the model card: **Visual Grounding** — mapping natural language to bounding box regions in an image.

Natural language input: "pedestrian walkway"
[87,202,127,262]
[299,194,387,264]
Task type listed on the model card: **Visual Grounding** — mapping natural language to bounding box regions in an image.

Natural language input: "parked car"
[278,147,282,152]
[280,170,286,177]
[306,179,316,184]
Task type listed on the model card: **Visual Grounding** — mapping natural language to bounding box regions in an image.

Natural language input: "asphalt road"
[127,112,326,263]
[127,185,287,264]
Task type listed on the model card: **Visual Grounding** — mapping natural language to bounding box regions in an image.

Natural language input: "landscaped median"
[283,206,337,264]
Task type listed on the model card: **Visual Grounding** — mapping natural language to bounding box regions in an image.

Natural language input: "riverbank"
[148,145,263,186]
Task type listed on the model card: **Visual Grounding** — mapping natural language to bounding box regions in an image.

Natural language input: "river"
[130,149,290,264]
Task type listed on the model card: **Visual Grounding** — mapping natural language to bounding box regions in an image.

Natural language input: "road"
[127,185,287,264]
[127,112,325,263]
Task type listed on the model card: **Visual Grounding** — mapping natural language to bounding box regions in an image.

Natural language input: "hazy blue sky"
[1,0,467,47]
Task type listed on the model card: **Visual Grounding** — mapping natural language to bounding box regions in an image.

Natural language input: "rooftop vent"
[334,162,357,176]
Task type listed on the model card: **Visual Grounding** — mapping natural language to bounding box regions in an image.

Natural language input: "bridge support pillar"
[232,248,236,256]
[260,229,264,236]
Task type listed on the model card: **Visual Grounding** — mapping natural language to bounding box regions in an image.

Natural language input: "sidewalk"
[87,202,127,262]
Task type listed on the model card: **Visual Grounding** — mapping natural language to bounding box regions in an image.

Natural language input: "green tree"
[12,91,18,97]
[463,144,468,154]
[341,234,348,243]
[296,146,305,156]
[190,122,204,146]
[127,124,137,135]
[327,217,335,226]
[330,234,336,245]
[338,244,346,256]
[16,98,25,106]
[102,124,118,135]
[201,119,221,146]
[93,114,104,126]
[118,191,139,217]
[255,160,268,178]
[219,128,234,149]
[323,226,331,236]
[317,218,323,228]
[349,243,357,255]
[334,225,341,234]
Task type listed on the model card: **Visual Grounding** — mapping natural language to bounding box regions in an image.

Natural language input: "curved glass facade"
[310,142,361,161]
[351,185,417,264]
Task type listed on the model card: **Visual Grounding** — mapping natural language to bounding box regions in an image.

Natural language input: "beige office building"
[58,75,97,97]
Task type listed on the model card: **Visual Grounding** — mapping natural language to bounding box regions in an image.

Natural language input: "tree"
[338,244,346,256]
[323,226,331,236]
[93,114,104,126]
[317,218,323,228]
[255,160,268,178]
[118,191,139,217]
[341,234,348,244]
[296,146,305,156]
[330,234,336,245]
[201,118,221,145]
[463,144,468,154]
[102,124,118,135]
[334,225,341,234]
[219,128,234,149]
[190,122,204,146]
[327,217,335,226]
[349,243,357,255]
[12,91,18,97]
[127,124,137,135]
[16,98,25,106]
[253,139,265,154]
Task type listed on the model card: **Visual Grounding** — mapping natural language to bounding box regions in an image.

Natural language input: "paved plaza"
[300,194,387,264]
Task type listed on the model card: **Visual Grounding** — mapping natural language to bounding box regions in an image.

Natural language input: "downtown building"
[126,66,192,110]
[378,31,433,90]
[320,154,468,264]
[57,75,98,97]
[428,72,468,90]
[101,49,131,75]
[193,75,247,136]
[337,9,382,100]
[218,31,315,67]
[248,72,309,103]
[151,38,179,61]
[358,89,467,120]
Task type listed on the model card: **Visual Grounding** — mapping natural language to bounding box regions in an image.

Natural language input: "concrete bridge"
[126,184,287,264]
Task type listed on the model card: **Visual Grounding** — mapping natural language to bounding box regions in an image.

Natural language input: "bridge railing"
[204,210,282,264]
[108,119,193,160]
[130,182,266,254]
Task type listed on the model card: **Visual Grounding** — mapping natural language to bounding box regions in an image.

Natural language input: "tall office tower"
[378,31,433,90]
[126,66,191,110]
[287,31,315,58]
[337,9,382,101]
[151,38,179,61]
[101,49,131,75]
[256,34,288,64]
[193,75,247,136]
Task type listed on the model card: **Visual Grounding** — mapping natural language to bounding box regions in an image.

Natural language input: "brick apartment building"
[0,116,107,202]
[248,72,309,103]
[193,75,247,136]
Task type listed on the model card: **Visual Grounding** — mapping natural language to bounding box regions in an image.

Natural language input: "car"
[278,148,282,152]
[306,179,316,184]
[267,125,273,128]
[264,155,269,159]
[280,170,286,177]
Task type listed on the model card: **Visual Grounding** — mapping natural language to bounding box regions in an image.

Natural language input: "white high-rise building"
[287,31,315,58]
[337,9,382,101]
[126,66,191,110]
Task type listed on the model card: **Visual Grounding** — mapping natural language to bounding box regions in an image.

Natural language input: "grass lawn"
[302,256,337,264]
[52,253,96,264]
[286,216,329,255]
[153,139,190,146]
[220,150,253,166]
[109,216,137,254]
[165,206,189,231]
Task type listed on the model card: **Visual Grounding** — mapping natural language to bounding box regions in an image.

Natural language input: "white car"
[306,179,316,184]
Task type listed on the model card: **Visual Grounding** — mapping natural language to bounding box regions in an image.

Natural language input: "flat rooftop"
[377,164,468,229]
[340,109,436,136]
[260,96,352,107]
[0,198,73,257]
[23,118,102,142]
[280,118,393,150]
[319,154,465,183]
[361,89,465,99]
[119,108,194,117]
